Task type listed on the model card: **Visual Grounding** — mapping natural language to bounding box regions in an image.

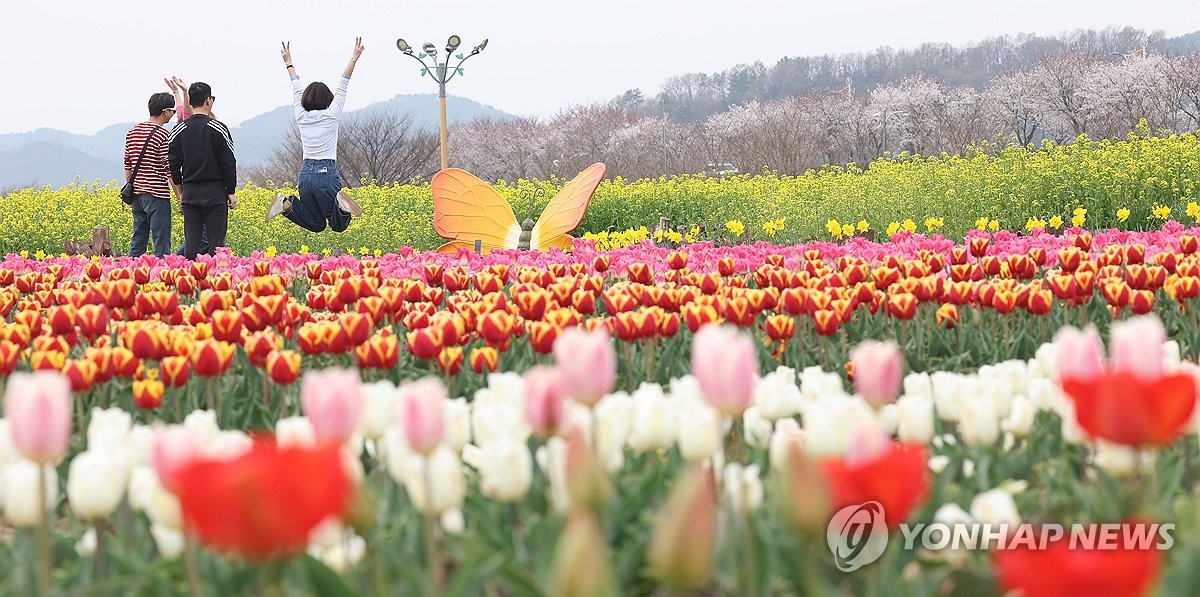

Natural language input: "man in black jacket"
[167,82,238,259]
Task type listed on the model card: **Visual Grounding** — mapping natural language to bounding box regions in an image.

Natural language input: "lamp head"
[396,38,411,53]
[472,38,489,54]
[422,42,437,55]
[446,35,461,53]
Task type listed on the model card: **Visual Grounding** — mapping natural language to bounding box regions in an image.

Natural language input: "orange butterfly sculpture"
[432,163,606,254]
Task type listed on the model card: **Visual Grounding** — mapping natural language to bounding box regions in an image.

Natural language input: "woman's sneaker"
[337,190,362,217]
[265,193,289,223]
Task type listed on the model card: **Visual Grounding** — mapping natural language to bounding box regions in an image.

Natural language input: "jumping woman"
[265,38,365,229]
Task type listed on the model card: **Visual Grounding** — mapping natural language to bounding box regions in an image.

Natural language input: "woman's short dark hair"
[148,92,174,116]
[301,82,334,111]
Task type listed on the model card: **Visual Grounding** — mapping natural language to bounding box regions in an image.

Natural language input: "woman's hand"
[172,76,187,90]
[281,41,293,65]
[164,77,177,92]
[351,37,364,61]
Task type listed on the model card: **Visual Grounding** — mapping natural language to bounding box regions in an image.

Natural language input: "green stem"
[740,511,761,597]
[185,536,203,597]
[36,464,51,596]
[423,459,442,596]
[93,521,106,581]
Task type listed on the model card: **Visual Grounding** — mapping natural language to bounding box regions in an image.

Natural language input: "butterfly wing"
[531,163,606,251]
[432,168,521,254]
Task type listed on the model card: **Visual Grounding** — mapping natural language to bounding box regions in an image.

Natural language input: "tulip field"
[5,223,1200,596]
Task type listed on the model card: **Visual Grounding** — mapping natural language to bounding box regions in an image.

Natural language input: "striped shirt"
[123,122,171,200]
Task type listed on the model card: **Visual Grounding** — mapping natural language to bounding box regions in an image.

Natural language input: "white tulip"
[0,419,16,465]
[145,480,183,531]
[931,372,963,421]
[799,367,845,401]
[593,393,633,473]
[999,479,1029,494]
[675,399,720,461]
[204,430,253,461]
[1092,441,1141,478]
[402,446,466,515]
[723,463,764,514]
[896,394,934,444]
[754,367,803,421]
[931,503,977,564]
[441,508,465,534]
[1001,396,1037,437]
[535,437,570,514]
[878,403,899,435]
[902,372,933,399]
[962,459,976,479]
[276,416,317,448]
[668,375,704,403]
[476,440,533,502]
[382,427,414,486]
[443,398,472,452]
[127,466,157,512]
[627,383,676,453]
[87,407,132,449]
[150,523,185,559]
[768,418,804,472]
[970,489,1021,526]
[471,399,530,447]
[76,528,97,556]
[182,409,219,446]
[67,450,127,519]
[1165,340,1181,369]
[359,381,398,441]
[802,396,875,457]
[126,425,155,467]
[310,532,367,573]
[744,406,774,449]
[927,455,951,474]
[958,395,999,447]
[3,460,56,527]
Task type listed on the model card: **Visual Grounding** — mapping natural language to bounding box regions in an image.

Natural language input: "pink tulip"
[1052,325,1104,381]
[397,377,446,455]
[850,340,903,407]
[1110,316,1166,379]
[524,366,568,439]
[553,328,616,407]
[151,425,201,494]
[690,325,758,417]
[300,368,364,446]
[3,371,72,464]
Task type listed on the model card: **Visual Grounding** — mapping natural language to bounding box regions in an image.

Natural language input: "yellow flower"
[975,217,989,230]
[725,220,745,237]
[1151,204,1171,220]
[856,220,869,232]
[374,249,382,257]
[1188,202,1200,223]
[826,219,842,239]
[1071,208,1087,227]
[359,246,369,255]
[841,223,855,237]
[886,222,900,236]
[924,217,944,232]
[264,245,278,258]
[987,219,1000,232]
[1117,208,1130,222]
[322,248,332,257]
[34,250,45,260]
[1025,217,1046,231]
[19,251,28,258]
[666,230,683,243]
[299,245,310,254]
[1049,215,1063,229]
[654,229,665,242]
[901,219,917,233]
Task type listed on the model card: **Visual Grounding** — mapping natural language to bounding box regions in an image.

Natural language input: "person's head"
[147,92,175,120]
[301,82,333,111]
[188,82,214,109]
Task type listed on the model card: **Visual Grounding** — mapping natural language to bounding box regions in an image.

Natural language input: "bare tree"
[337,110,439,185]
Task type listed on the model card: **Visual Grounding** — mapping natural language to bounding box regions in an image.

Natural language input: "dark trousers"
[283,159,351,233]
[176,227,209,256]
[130,194,172,257]
[182,203,227,259]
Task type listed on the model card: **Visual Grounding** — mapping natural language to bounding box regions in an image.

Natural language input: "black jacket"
[167,114,237,204]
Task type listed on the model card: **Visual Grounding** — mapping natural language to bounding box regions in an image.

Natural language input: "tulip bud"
[3,371,72,464]
[1110,315,1167,378]
[266,350,302,385]
[398,377,447,455]
[648,466,718,590]
[564,425,613,511]
[133,377,165,410]
[849,340,903,408]
[68,450,128,519]
[475,439,533,502]
[690,325,758,417]
[401,446,466,515]
[2,460,57,527]
[300,368,364,446]
[551,511,616,597]
[1052,325,1104,381]
[524,366,568,439]
[553,328,616,407]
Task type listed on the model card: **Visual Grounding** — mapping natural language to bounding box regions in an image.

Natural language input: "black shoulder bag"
[121,124,164,205]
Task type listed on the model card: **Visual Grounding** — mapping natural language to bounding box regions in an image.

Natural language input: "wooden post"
[474,239,482,255]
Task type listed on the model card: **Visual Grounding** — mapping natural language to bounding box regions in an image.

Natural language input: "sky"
[1,0,1196,135]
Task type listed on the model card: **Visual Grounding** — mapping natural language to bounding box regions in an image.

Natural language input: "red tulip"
[266,350,302,385]
[935,304,959,328]
[764,314,796,342]
[470,347,499,374]
[355,333,399,369]
[821,440,929,529]
[1061,370,1196,446]
[437,347,464,375]
[174,440,351,560]
[0,340,20,375]
[133,377,165,409]
[190,340,236,378]
[994,523,1162,597]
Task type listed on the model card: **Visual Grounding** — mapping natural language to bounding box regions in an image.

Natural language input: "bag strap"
[128,124,164,185]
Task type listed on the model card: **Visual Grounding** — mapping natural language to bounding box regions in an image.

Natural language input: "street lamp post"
[396,35,488,170]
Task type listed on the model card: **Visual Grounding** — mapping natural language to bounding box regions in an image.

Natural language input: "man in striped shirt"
[123,92,181,257]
